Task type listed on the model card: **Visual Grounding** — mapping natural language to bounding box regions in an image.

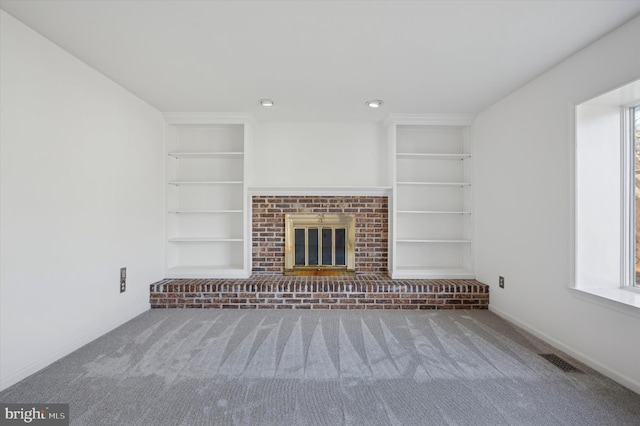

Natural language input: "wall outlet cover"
[120,267,126,293]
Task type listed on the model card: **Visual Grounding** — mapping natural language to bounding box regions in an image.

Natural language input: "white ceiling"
[2,0,640,122]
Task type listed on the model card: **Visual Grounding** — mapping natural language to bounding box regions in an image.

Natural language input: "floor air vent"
[539,353,582,373]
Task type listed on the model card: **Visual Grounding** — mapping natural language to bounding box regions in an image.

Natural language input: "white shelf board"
[168,209,243,214]
[168,152,243,159]
[168,181,243,186]
[249,186,392,196]
[391,267,475,280]
[396,239,471,243]
[396,153,471,160]
[165,265,250,279]
[168,237,243,242]
[396,182,471,187]
[397,210,471,215]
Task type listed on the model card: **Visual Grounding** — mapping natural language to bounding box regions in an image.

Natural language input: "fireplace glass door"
[294,227,347,267]
[285,214,355,275]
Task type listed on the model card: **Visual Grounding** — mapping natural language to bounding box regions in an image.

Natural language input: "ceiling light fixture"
[259,99,274,107]
[366,99,384,108]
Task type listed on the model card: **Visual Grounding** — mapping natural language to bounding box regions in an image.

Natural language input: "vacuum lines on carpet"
[1,310,639,425]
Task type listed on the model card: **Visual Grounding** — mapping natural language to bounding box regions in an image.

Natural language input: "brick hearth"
[150,276,489,310]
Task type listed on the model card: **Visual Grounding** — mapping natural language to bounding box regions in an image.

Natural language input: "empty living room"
[1,1,640,425]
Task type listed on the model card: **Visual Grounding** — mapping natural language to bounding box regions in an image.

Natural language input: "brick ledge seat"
[150,275,489,310]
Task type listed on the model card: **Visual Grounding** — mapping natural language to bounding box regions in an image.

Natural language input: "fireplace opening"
[285,214,355,275]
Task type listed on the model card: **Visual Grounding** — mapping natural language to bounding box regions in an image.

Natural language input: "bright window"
[575,79,640,292]
[632,106,640,286]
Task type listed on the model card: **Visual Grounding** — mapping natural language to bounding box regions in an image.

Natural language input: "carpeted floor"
[1,309,639,425]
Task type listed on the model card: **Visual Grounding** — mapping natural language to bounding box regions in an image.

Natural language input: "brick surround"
[150,276,489,310]
[252,196,388,274]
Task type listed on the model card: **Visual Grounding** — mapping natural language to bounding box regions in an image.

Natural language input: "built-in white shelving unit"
[164,113,253,278]
[388,115,474,279]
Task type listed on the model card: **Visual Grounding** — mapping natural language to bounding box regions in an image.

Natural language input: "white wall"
[474,14,640,392]
[249,122,388,187]
[0,11,165,391]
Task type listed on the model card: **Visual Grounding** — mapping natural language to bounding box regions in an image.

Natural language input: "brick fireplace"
[252,196,388,275]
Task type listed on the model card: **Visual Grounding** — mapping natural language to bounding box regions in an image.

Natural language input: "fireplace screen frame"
[284,214,356,274]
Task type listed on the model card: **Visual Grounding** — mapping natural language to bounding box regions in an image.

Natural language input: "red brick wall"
[252,196,388,274]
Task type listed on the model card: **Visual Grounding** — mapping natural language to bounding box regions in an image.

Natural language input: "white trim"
[384,113,475,127]
[396,153,471,160]
[569,286,640,315]
[569,102,577,288]
[243,123,252,275]
[464,125,475,276]
[164,112,255,125]
[389,122,397,275]
[489,304,640,395]
[621,105,635,288]
[248,186,392,196]
[396,239,471,243]
[168,181,243,185]
[396,182,471,186]
[168,238,243,242]
[168,152,243,159]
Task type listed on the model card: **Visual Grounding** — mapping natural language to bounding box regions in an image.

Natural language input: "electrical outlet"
[499,276,504,289]
[120,267,126,293]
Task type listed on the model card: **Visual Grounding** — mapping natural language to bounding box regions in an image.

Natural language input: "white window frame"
[622,103,640,290]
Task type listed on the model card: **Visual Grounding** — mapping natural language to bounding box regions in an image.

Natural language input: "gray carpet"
[1,309,639,425]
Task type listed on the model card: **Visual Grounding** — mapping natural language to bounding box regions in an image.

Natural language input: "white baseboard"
[489,305,640,395]
[0,306,149,392]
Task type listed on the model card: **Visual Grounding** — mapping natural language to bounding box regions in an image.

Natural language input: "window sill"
[569,286,640,318]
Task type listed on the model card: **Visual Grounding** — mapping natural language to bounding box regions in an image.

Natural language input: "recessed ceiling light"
[259,99,274,107]
[366,99,384,108]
